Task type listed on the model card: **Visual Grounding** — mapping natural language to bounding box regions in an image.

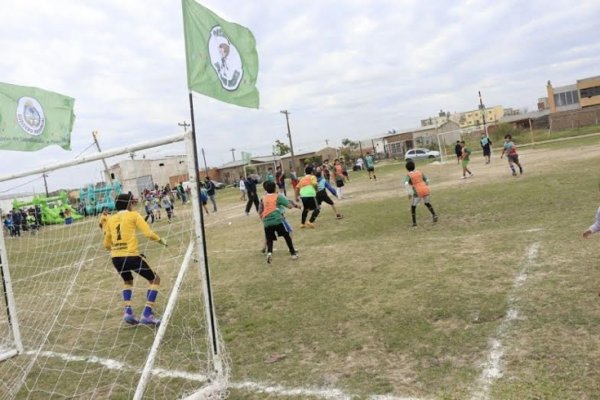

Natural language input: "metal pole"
[280,110,296,173]
[187,92,220,358]
[230,148,236,161]
[0,133,186,183]
[92,131,114,185]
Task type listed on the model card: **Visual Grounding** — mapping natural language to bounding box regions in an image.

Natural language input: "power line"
[0,175,44,194]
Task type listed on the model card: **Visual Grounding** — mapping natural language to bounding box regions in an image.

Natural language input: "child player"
[259,181,299,264]
[500,134,523,176]
[404,160,438,227]
[460,140,473,179]
[103,193,167,326]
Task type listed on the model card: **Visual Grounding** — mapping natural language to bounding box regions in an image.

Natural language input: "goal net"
[0,132,228,399]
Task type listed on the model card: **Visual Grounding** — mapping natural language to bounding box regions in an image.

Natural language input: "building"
[357,138,386,156]
[421,107,504,131]
[492,109,551,133]
[106,155,190,196]
[546,80,580,113]
[577,76,600,109]
[544,76,600,129]
[458,105,504,130]
[280,146,339,172]
[545,76,600,113]
[383,121,461,158]
[421,110,459,127]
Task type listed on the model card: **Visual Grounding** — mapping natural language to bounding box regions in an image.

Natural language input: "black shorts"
[301,196,319,211]
[483,147,491,156]
[508,154,519,163]
[335,179,344,188]
[112,255,156,282]
[316,190,334,205]
[367,166,374,172]
[264,222,290,241]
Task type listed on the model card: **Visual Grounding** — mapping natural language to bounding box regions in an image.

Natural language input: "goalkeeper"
[103,193,167,326]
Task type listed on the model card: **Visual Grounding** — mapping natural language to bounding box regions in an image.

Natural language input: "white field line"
[470,242,540,400]
[22,350,425,400]
[24,350,210,382]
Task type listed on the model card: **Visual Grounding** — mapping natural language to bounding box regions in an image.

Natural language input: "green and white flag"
[182,0,259,109]
[241,151,252,163]
[0,82,75,151]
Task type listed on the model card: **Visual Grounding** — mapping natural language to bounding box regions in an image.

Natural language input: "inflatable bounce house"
[12,191,83,225]
[79,181,122,215]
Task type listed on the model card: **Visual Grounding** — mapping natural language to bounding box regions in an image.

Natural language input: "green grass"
[2,136,600,399]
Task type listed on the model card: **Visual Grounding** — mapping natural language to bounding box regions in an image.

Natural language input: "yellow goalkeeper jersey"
[103,210,160,257]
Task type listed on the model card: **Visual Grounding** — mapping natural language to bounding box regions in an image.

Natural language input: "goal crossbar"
[0,132,186,183]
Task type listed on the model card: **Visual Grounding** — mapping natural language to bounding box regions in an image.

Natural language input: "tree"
[274,140,290,156]
[341,138,358,149]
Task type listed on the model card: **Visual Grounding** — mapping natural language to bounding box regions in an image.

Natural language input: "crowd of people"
[3,205,43,237]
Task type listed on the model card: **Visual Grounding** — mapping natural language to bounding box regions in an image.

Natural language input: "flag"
[241,151,252,163]
[0,82,75,151]
[182,0,259,109]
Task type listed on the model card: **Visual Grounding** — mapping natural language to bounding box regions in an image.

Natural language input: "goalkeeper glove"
[158,238,168,247]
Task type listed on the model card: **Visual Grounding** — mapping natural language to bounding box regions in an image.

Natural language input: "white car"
[404,148,440,161]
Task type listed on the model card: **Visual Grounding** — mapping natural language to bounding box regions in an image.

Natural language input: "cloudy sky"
[0,0,599,194]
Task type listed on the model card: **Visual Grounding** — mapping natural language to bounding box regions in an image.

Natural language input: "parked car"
[404,148,440,161]
[213,181,227,189]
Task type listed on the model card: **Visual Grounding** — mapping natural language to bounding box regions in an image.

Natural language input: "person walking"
[239,176,247,201]
[460,141,473,179]
[244,175,260,215]
[454,140,462,164]
[204,177,218,212]
[480,133,492,164]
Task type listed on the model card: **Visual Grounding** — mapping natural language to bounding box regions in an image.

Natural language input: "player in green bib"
[460,140,473,179]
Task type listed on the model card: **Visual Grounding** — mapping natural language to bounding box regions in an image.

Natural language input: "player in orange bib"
[404,160,438,227]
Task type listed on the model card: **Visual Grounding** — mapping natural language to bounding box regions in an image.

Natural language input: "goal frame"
[0,131,226,398]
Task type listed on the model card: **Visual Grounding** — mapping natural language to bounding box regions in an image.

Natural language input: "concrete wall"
[549,105,600,131]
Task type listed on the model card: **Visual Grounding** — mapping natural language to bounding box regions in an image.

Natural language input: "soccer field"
[2,136,600,399]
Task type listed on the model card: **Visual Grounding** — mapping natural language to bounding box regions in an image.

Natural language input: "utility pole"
[478,91,488,137]
[230,148,236,161]
[178,121,190,132]
[325,139,329,146]
[92,131,114,185]
[42,173,49,197]
[280,110,296,173]
[201,148,209,177]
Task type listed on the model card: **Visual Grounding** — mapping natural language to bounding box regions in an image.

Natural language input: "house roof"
[219,159,247,169]
[499,109,550,123]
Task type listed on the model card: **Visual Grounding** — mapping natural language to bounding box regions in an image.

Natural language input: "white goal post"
[0,132,228,399]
